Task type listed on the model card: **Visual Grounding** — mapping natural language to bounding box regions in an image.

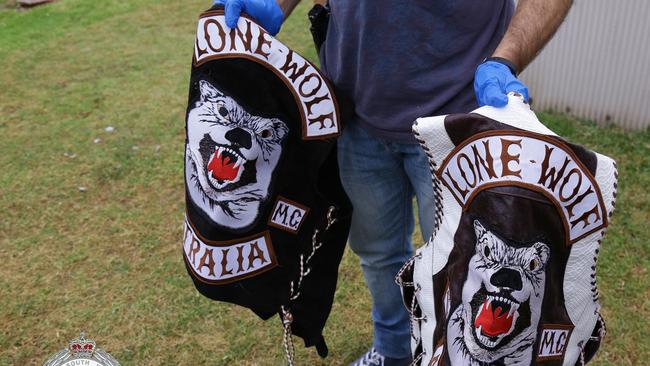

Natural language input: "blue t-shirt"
[320,0,514,142]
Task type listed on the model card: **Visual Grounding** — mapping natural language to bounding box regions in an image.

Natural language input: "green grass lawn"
[1,1,648,365]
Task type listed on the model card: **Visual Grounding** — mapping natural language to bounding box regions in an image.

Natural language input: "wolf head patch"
[448,220,550,359]
[398,94,617,366]
[186,80,289,229]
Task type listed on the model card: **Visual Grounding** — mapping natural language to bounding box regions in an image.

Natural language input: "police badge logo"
[43,333,120,366]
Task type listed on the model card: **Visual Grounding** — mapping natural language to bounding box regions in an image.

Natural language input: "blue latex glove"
[213,0,284,36]
[474,60,529,108]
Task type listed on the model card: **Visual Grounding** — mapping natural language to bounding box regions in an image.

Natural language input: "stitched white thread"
[410,349,425,366]
[395,123,445,366]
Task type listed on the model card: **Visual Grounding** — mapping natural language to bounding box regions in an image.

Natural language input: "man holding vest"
[212,0,573,365]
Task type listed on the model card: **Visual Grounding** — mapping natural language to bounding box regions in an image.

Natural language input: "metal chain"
[281,206,337,366]
[281,307,296,366]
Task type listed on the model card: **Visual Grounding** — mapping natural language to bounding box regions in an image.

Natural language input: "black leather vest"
[182,7,352,356]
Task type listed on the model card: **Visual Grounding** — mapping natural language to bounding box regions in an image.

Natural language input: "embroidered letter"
[537,326,572,362]
[183,219,277,283]
[269,198,309,233]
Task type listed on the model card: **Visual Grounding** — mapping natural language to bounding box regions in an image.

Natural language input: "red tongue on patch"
[474,299,513,337]
[208,150,239,182]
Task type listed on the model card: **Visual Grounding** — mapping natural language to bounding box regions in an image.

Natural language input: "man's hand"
[214,0,284,35]
[475,0,573,107]
[474,60,528,108]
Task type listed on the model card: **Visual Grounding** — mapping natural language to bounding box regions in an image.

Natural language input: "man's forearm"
[278,0,302,19]
[493,0,573,72]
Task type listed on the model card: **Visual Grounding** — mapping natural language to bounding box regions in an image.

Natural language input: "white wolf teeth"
[485,295,519,318]
[476,301,485,319]
[208,146,246,187]
[508,304,518,318]
[215,146,246,162]
[475,326,498,348]
[233,157,243,169]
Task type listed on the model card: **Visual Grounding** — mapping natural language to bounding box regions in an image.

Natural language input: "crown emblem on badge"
[68,332,96,357]
[43,332,121,366]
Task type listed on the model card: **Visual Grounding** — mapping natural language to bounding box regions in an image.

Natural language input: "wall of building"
[520,0,650,129]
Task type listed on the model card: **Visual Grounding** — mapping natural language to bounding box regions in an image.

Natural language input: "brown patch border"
[183,216,278,285]
[267,196,311,234]
[434,129,608,246]
[192,9,341,141]
[535,323,575,363]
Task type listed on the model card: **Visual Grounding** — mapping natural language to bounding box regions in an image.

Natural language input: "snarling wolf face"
[185,80,288,229]
[447,220,550,365]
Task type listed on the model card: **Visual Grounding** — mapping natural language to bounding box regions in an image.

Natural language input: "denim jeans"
[337,121,435,359]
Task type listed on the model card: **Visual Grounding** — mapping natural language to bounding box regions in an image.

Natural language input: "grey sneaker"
[349,348,412,366]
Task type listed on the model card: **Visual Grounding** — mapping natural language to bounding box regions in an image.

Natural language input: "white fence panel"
[520,0,650,130]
